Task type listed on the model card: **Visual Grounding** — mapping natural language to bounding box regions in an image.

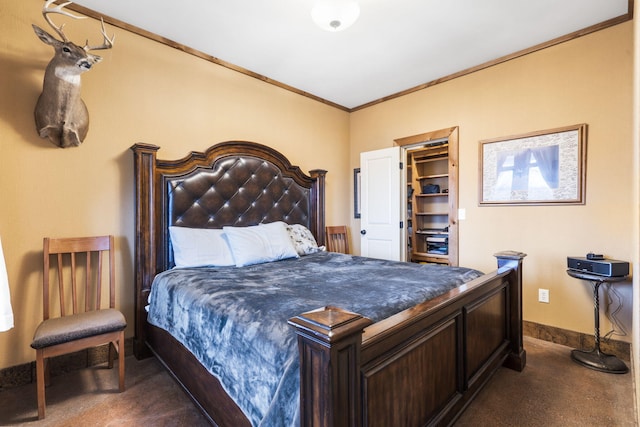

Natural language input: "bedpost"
[494,250,527,372]
[309,169,327,246]
[131,143,160,359]
[289,306,372,427]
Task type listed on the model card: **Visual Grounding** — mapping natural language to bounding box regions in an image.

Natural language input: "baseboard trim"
[524,320,630,361]
[0,337,133,390]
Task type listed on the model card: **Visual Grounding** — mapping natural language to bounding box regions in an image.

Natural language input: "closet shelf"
[416,193,448,198]
[418,174,448,180]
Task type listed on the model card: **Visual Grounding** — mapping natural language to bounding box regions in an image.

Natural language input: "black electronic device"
[422,184,440,194]
[567,256,629,277]
[586,252,604,260]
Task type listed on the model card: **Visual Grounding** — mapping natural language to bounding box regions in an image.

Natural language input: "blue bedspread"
[147,251,483,426]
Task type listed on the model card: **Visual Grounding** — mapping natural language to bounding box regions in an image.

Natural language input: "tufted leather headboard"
[166,155,315,265]
[168,156,312,227]
[130,141,326,356]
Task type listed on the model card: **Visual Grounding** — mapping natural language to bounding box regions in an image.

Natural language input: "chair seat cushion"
[31,309,126,349]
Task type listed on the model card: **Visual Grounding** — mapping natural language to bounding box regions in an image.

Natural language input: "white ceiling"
[70,0,630,110]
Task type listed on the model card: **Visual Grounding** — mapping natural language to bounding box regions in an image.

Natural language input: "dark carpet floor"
[0,336,635,426]
[455,337,635,426]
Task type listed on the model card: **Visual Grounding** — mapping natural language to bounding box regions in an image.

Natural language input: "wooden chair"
[325,226,350,254]
[31,236,126,419]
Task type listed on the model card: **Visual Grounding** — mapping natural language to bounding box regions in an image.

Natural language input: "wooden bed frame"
[131,141,526,427]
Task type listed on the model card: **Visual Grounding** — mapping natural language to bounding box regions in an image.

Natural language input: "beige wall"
[350,23,634,343]
[0,1,634,372]
[0,1,350,369]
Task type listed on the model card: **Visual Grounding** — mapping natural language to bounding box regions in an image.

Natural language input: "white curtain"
[0,237,14,332]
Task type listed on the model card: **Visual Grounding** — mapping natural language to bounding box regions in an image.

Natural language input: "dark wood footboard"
[289,251,526,427]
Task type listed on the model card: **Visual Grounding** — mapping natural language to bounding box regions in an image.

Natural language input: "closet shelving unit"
[399,127,458,266]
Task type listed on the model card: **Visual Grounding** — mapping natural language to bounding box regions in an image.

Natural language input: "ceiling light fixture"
[311,0,360,32]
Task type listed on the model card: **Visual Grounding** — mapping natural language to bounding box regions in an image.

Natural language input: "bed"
[131,141,526,426]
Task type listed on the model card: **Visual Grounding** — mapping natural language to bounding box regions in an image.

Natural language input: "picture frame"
[354,168,361,218]
[479,124,587,206]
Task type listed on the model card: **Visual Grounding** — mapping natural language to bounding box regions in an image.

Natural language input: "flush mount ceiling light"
[311,0,360,32]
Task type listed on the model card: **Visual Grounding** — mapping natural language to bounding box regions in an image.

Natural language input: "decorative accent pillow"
[287,224,321,256]
[223,222,299,267]
[169,226,235,268]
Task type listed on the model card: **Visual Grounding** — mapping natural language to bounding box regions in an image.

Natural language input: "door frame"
[395,126,459,266]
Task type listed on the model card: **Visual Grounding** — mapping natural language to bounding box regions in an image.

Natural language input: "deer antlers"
[84,19,115,51]
[42,0,114,51]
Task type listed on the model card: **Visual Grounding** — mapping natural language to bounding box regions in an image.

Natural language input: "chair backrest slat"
[43,236,115,320]
[69,252,76,315]
[84,250,90,312]
[57,253,66,316]
[326,226,350,254]
[95,250,102,310]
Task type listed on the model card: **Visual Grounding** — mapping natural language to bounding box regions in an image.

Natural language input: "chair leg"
[36,350,46,420]
[108,341,114,369]
[44,357,50,387]
[117,331,125,392]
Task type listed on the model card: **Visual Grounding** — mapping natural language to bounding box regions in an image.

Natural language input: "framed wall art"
[479,124,587,206]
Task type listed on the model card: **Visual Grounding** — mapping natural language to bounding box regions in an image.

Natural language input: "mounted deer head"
[33,0,114,148]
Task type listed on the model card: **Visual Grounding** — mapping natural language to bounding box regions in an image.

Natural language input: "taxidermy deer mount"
[33,0,114,148]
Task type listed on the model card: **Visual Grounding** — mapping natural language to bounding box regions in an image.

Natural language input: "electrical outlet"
[538,289,550,303]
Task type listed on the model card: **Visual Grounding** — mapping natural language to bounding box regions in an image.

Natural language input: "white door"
[360,147,403,261]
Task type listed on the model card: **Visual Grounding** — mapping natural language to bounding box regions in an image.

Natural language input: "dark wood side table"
[566,269,628,374]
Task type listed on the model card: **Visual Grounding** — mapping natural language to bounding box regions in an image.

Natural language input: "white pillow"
[286,224,321,256]
[223,222,299,267]
[169,226,235,268]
